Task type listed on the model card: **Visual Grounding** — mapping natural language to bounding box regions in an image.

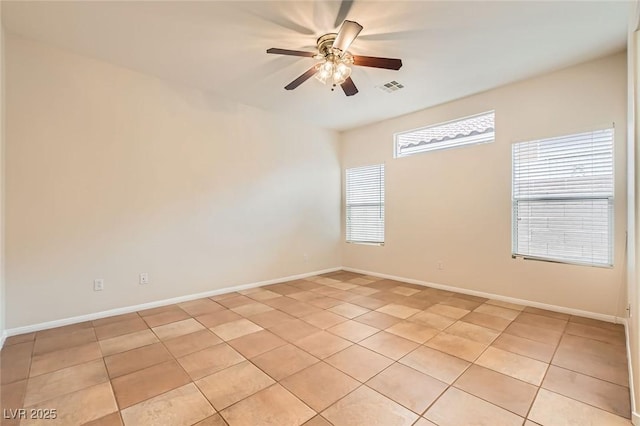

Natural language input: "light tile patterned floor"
[0,270,632,425]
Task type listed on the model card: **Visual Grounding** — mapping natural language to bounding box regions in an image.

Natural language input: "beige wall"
[5,36,341,328]
[2,34,630,331]
[342,52,628,316]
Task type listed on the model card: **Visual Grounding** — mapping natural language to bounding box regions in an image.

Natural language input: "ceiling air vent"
[377,80,404,93]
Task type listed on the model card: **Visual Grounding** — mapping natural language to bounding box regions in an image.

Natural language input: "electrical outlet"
[139,273,149,285]
[94,279,104,291]
[303,253,309,263]
[437,261,444,270]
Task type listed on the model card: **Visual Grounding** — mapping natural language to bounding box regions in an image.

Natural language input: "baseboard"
[622,319,639,424]
[342,267,622,323]
[3,266,342,339]
[0,330,6,349]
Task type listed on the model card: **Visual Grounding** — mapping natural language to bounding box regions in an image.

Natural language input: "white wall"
[0,6,5,339]
[631,27,640,424]
[342,52,628,317]
[5,36,341,328]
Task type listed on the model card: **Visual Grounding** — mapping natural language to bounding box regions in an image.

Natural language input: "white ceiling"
[2,1,631,131]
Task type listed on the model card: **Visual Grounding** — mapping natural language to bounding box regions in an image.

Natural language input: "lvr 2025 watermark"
[3,409,57,420]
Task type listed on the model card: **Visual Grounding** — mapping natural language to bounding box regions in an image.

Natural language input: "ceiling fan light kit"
[315,55,354,88]
[267,20,403,97]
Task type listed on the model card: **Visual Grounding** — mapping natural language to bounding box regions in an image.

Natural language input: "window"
[394,111,495,158]
[346,164,385,244]
[512,128,614,267]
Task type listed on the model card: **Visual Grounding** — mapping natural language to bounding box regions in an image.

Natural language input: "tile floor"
[0,270,632,425]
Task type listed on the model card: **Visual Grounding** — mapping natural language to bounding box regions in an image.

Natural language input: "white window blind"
[395,111,495,157]
[346,164,385,244]
[512,128,614,267]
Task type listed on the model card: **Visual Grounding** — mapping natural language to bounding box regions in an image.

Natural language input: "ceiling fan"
[267,20,403,96]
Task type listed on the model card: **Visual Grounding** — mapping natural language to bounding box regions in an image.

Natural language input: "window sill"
[346,241,384,246]
[511,254,613,269]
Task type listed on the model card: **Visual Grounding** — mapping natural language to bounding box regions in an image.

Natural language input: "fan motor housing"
[317,33,338,56]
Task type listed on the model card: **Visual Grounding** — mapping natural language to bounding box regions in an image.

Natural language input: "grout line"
[544,360,630,389]
[154,333,219,422]
[522,315,568,422]
[98,349,122,423]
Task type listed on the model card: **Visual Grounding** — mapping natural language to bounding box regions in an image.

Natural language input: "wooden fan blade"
[352,56,403,70]
[267,48,316,58]
[333,20,363,52]
[285,66,318,90]
[334,1,354,28]
[341,77,358,96]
